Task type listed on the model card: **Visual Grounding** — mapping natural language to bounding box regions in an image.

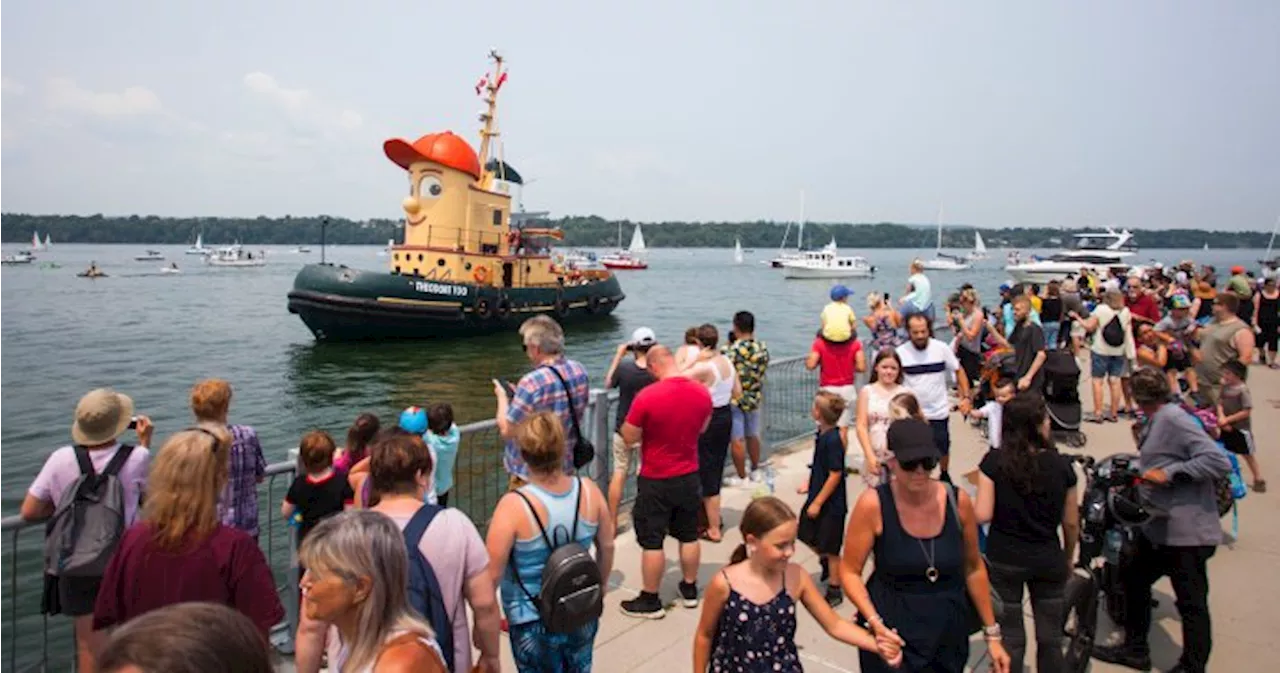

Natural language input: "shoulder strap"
[543,365,585,439]
[944,483,962,531]
[73,446,96,478]
[102,444,135,478]
[512,489,555,549]
[404,505,443,549]
[571,477,582,541]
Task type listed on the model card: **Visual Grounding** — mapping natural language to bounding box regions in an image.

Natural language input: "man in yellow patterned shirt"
[723,311,770,485]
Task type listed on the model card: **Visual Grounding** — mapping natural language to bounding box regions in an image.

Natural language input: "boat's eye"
[418,175,443,199]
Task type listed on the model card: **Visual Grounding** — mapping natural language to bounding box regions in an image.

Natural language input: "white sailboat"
[733,237,744,265]
[780,238,876,278]
[31,231,45,251]
[378,238,394,257]
[185,233,207,255]
[601,224,648,270]
[967,231,988,261]
[768,191,807,267]
[919,205,971,271]
[1260,215,1279,277]
[43,234,52,249]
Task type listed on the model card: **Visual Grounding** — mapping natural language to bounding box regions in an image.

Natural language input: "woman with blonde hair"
[486,411,614,673]
[300,510,446,673]
[863,292,902,351]
[190,378,267,539]
[93,424,284,638]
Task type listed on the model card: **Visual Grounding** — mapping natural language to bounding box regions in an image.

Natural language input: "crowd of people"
[18,256,1273,671]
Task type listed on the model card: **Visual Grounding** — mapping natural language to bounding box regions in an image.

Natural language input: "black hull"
[287,264,624,340]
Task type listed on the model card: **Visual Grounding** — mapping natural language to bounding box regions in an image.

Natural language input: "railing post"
[270,449,301,656]
[584,388,612,485]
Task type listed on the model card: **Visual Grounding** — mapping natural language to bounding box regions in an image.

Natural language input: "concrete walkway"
[295,361,1280,671]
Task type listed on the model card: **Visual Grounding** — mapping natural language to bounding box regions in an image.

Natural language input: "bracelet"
[981,623,1002,638]
[984,634,1003,642]
[866,614,884,624]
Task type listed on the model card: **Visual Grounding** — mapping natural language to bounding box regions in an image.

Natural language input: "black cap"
[886,419,941,463]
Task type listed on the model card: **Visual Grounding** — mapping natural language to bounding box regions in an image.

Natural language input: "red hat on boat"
[383,132,481,179]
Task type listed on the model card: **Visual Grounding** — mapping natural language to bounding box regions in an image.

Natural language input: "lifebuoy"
[586,295,602,314]
[495,297,512,320]
[473,266,489,284]
[475,298,493,320]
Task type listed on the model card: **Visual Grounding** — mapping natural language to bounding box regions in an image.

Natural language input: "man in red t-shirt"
[805,334,866,449]
[619,345,712,619]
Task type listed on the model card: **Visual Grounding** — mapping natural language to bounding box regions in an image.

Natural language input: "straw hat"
[71,388,135,446]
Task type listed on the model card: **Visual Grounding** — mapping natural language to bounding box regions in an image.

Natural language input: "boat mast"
[798,190,806,251]
[476,50,506,191]
[935,203,944,253]
[1266,214,1280,259]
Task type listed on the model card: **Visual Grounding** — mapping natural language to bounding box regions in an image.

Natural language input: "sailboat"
[1260,215,1279,276]
[31,232,45,251]
[733,237,745,265]
[377,238,393,257]
[767,191,807,267]
[967,231,988,261]
[43,234,52,249]
[185,233,208,255]
[601,224,648,270]
[1203,242,1210,251]
[919,205,971,270]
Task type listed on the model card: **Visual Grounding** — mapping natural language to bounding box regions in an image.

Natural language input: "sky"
[2,1,1278,230]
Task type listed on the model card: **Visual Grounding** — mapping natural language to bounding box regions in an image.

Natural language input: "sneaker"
[749,469,764,483]
[1255,480,1268,494]
[723,476,749,488]
[1090,644,1152,671]
[678,581,699,608]
[824,585,844,608]
[619,592,665,620]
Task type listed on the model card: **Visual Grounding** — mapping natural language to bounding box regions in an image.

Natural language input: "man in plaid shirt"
[191,379,267,538]
[494,316,590,485]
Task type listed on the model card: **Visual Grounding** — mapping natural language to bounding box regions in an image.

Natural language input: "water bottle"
[764,465,776,494]
[1104,529,1122,566]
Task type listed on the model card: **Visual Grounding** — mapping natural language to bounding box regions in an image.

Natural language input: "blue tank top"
[500,479,599,626]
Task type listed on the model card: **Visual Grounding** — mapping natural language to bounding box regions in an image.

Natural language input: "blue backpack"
[403,506,455,672]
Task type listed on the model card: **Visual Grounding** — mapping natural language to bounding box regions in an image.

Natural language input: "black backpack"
[44,445,135,578]
[402,506,456,672]
[511,478,603,633]
[1102,314,1126,347]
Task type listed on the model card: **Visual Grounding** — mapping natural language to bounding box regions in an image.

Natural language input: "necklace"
[916,537,939,583]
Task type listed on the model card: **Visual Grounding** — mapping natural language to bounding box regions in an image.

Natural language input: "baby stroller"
[1043,350,1087,447]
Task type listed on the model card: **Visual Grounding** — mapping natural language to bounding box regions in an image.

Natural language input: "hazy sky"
[2,1,1277,230]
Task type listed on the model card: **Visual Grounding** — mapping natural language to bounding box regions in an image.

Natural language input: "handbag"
[544,365,596,469]
[944,485,1005,635]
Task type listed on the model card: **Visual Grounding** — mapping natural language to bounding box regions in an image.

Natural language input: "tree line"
[2,212,1272,249]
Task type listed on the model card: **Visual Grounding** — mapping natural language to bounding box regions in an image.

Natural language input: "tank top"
[1040,296,1063,322]
[870,311,900,351]
[1258,292,1279,327]
[694,357,736,408]
[956,310,984,354]
[860,383,904,487]
[1198,318,1247,385]
[500,480,599,626]
[709,569,800,672]
[336,629,444,673]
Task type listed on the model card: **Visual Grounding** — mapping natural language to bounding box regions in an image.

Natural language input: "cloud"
[2,76,25,95]
[44,77,164,117]
[242,71,362,134]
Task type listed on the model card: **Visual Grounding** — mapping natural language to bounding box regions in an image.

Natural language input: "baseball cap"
[398,406,428,434]
[1231,265,1245,274]
[998,281,1013,292]
[1170,293,1192,310]
[886,419,941,463]
[829,285,851,301]
[630,327,657,347]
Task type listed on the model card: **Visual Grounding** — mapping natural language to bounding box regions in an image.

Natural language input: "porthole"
[393,253,399,261]
[437,258,446,267]
[417,253,424,262]
[464,262,473,271]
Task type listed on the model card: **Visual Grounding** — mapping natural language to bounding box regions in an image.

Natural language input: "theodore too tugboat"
[287,51,625,340]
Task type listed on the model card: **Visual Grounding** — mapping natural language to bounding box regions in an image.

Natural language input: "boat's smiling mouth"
[406,214,427,226]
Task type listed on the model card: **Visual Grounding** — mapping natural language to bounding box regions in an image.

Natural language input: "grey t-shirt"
[608,359,657,432]
[1137,404,1232,547]
[1220,383,1252,432]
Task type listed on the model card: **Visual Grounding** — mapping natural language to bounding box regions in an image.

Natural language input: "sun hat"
[399,406,429,434]
[71,388,135,446]
[886,418,940,463]
[829,285,851,301]
[630,327,657,347]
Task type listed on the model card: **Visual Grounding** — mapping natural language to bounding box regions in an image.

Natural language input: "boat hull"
[287,263,625,340]
[919,260,971,271]
[782,266,875,279]
[601,260,648,270]
[1005,262,1136,284]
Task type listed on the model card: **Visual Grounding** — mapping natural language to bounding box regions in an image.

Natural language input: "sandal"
[1085,413,1104,424]
[700,531,723,543]
[1254,481,1268,494]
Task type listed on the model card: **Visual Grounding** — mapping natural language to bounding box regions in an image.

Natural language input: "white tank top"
[706,357,735,408]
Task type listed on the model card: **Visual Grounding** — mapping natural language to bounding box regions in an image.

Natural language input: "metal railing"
[2,327,961,671]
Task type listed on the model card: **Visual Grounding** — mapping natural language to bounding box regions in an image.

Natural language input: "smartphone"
[127,416,139,430]
[493,379,517,400]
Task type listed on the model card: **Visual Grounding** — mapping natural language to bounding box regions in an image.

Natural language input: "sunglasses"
[899,456,939,472]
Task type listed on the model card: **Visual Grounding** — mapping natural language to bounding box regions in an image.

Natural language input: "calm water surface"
[1,243,1265,514]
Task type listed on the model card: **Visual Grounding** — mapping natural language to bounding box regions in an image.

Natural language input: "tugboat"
[287,51,625,340]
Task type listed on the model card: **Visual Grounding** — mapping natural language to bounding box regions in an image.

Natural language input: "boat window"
[417,254,424,262]
[393,253,399,261]
[493,210,503,226]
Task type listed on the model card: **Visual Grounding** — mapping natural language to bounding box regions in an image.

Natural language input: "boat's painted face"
[401,161,471,228]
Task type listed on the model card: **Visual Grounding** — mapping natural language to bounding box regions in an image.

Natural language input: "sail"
[628,225,646,253]
[734,237,744,264]
[195,234,203,249]
[44,234,52,248]
[32,232,43,250]
[974,231,987,253]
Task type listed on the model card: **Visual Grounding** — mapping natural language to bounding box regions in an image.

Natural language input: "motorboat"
[1005,228,1139,284]
[134,250,165,261]
[2,251,35,265]
[78,264,107,278]
[161,264,182,274]
[185,233,208,255]
[206,245,267,267]
[294,246,312,253]
[967,231,988,261]
[918,205,972,271]
[781,239,875,278]
[733,237,744,265]
[552,249,602,271]
[600,223,648,270]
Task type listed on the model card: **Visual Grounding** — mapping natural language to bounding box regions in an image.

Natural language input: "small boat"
[206,245,267,267]
[43,234,52,249]
[600,224,648,270]
[552,249,602,271]
[161,263,182,274]
[1005,228,1140,284]
[78,263,107,278]
[377,238,393,257]
[31,231,45,251]
[2,251,35,265]
[134,250,165,261]
[919,205,972,271]
[294,246,312,254]
[780,239,875,278]
[967,231,988,261]
[733,237,744,265]
[185,233,208,255]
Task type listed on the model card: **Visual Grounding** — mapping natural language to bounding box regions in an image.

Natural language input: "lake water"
[1,243,1268,513]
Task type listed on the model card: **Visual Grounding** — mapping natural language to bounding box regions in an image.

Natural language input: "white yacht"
[2,250,36,265]
[1005,229,1139,284]
[781,239,876,279]
[205,244,267,267]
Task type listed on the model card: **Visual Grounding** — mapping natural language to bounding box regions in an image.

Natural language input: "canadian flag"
[474,75,489,96]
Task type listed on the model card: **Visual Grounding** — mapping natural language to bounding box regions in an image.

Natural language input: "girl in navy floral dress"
[693,497,903,672]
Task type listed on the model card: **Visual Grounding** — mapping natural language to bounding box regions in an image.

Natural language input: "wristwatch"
[982,623,1002,640]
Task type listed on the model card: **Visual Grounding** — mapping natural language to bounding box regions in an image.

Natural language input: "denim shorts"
[1090,353,1129,378]
[510,618,599,673]
[731,406,761,440]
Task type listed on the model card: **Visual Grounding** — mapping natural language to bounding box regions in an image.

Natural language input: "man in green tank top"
[1194,294,1255,406]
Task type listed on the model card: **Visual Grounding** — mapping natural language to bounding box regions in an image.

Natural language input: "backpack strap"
[72,446,96,478]
[404,504,442,550]
[542,365,586,445]
[102,445,135,478]
[512,489,555,550]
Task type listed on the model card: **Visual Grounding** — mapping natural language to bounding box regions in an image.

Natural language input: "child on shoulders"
[820,285,858,344]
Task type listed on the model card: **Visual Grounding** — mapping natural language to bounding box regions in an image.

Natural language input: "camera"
[127,416,139,430]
